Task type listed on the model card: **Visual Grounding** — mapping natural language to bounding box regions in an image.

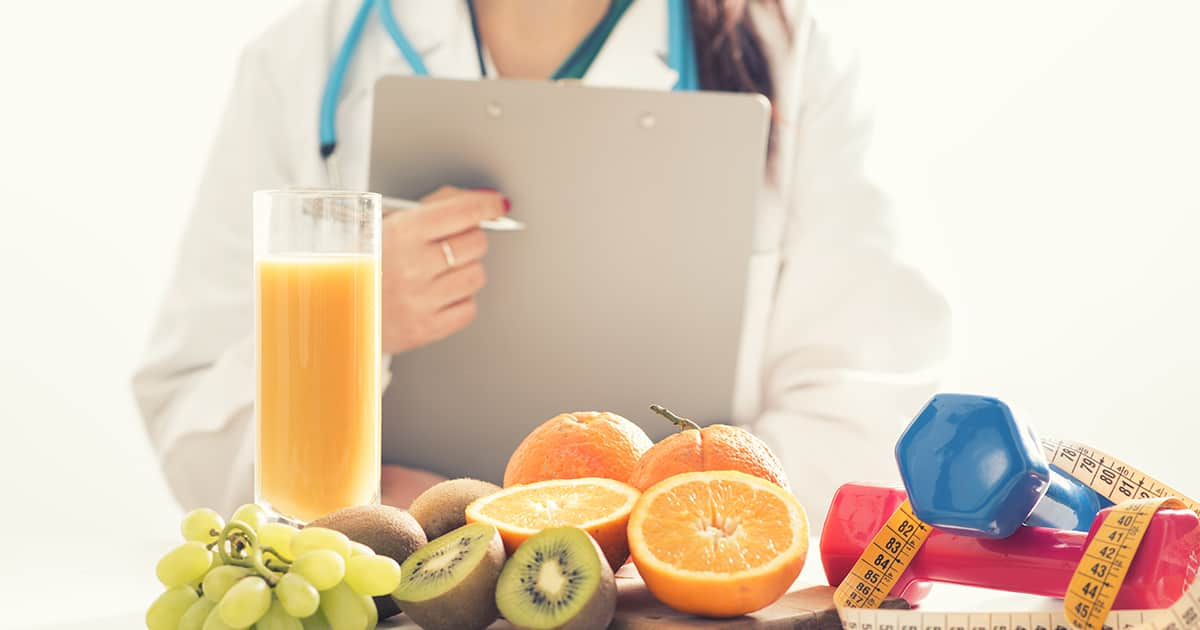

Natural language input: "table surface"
[13,538,1061,630]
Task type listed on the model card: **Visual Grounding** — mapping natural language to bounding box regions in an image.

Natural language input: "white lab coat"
[133,0,952,523]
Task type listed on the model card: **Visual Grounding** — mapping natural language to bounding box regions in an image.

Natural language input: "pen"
[382,196,525,232]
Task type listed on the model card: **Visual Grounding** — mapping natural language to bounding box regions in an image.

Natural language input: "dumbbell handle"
[824,515,1083,598]
[908,523,1083,596]
[1024,464,1112,531]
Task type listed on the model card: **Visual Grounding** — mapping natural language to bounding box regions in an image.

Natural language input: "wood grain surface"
[380,565,908,629]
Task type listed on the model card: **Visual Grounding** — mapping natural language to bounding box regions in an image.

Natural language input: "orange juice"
[256,254,380,523]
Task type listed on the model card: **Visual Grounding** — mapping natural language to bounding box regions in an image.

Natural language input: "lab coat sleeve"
[747,16,953,525]
[131,46,291,516]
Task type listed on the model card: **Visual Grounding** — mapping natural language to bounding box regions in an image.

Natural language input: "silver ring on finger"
[440,239,457,269]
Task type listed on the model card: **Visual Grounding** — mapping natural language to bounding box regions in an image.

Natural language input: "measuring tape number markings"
[834,439,1200,630]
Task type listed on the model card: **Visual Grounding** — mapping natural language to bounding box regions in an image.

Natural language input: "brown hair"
[691,0,786,100]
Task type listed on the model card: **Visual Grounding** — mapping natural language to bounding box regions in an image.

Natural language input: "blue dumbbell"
[895,393,1112,538]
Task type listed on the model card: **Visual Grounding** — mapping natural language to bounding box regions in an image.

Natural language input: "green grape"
[179,598,216,630]
[276,572,320,618]
[300,610,332,630]
[217,576,271,628]
[261,522,300,560]
[146,586,200,630]
[358,590,377,629]
[256,598,304,630]
[181,508,225,543]
[202,604,236,630]
[157,541,215,588]
[229,503,268,531]
[349,542,374,557]
[201,565,251,603]
[343,555,401,596]
[318,583,368,630]
[291,550,346,591]
[207,549,224,572]
[292,527,352,560]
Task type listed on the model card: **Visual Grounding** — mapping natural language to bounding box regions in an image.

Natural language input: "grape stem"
[217,520,286,586]
[262,546,292,566]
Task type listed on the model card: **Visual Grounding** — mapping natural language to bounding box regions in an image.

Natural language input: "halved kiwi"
[495,527,617,630]
[391,522,506,630]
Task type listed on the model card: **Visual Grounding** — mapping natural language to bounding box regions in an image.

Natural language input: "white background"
[0,1,1197,623]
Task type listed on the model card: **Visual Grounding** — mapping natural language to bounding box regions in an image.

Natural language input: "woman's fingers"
[402,228,488,281]
[428,262,487,309]
[412,191,508,241]
[378,187,501,354]
[425,297,480,344]
[419,185,468,204]
[428,228,488,275]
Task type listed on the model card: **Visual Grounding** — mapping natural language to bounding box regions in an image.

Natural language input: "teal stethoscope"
[319,0,700,186]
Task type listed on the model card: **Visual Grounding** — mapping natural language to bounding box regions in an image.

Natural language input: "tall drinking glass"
[254,190,382,524]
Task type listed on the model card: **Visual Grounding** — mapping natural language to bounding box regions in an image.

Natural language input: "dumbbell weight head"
[818,481,936,603]
[895,393,1109,538]
[1082,503,1200,609]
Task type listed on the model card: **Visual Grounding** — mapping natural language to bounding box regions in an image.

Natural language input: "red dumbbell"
[821,482,1200,608]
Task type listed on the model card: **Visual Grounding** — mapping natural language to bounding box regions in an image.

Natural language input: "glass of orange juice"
[253,189,381,524]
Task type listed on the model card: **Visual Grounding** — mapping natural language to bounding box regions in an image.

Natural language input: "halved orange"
[464,477,640,571]
[627,470,809,618]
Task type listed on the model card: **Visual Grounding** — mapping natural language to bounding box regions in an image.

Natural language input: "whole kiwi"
[308,505,427,619]
[408,478,502,540]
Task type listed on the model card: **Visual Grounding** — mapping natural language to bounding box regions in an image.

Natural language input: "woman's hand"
[381,187,509,354]
[381,464,448,508]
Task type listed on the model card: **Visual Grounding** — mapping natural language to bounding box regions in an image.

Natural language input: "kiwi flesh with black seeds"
[308,505,427,619]
[408,478,501,540]
[391,522,506,630]
[495,527,617,630]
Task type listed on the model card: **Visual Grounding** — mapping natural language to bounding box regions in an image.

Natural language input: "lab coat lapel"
[358,1,481,84]
[365,1,676,88]
[584,0,679,90]
[334,2,478,189]
[391,1,483,78]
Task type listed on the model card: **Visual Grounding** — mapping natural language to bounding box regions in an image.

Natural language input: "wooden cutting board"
[380,565,908,629]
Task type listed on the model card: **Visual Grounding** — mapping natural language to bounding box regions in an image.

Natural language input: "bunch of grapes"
[146,504,401,630]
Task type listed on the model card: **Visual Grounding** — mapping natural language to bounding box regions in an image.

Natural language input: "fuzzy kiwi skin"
[498,528,617,630]
[392,525,506,630]
[409,478,502,540]
[308,505,427,618]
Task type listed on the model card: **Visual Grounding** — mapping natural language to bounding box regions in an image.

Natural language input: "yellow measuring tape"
[834,439,1200,630]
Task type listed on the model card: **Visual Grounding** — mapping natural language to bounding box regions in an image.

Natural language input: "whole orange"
[627,405,790,491]
[503,411,653,487]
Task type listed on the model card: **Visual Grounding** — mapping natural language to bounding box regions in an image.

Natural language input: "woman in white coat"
[133,0,951,521]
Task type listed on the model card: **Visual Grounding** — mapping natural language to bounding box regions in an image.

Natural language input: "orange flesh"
[475,483,633,529]
[638,478,796,572]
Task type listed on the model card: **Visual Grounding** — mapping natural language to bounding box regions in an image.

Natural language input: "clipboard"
[369,76,770,482]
